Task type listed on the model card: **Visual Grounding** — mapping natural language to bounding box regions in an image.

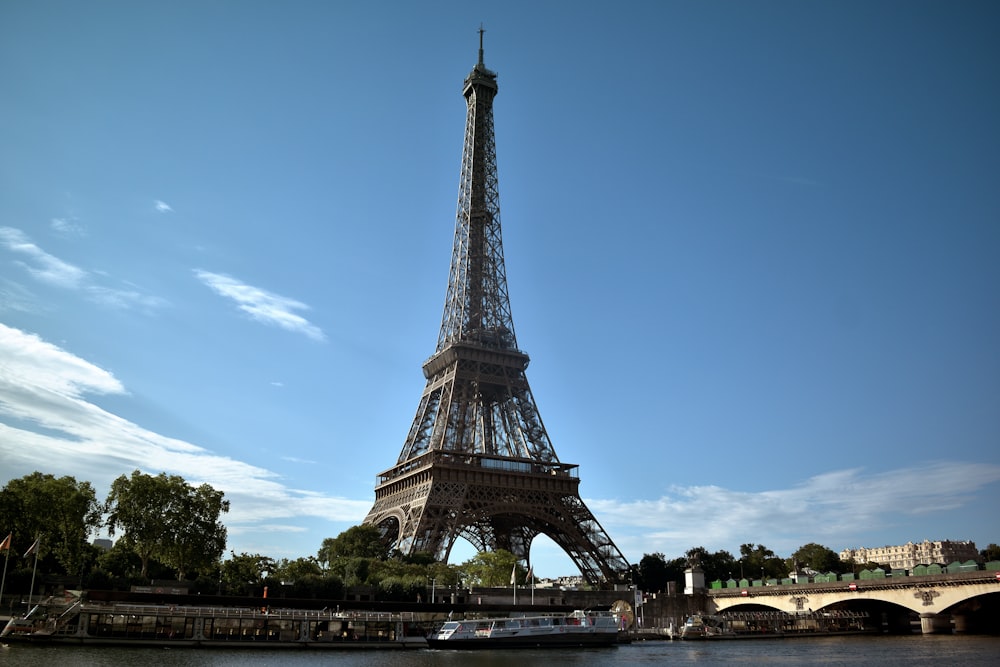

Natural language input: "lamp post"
[430,578,437,604]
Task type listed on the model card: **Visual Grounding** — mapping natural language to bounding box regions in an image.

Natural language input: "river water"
[2,635,999,666]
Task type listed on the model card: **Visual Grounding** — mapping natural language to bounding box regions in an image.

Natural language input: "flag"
[0,533,11,551]
[24,537,39,558]
[526,565,533,583]
[510,564,517,585]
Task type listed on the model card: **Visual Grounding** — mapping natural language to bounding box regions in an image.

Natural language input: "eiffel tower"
[363,32,630,586]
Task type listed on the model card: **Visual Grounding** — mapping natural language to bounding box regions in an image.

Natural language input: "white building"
[839,540,979,570]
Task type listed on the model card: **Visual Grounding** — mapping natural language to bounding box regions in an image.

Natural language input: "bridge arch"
[707,571,999,633]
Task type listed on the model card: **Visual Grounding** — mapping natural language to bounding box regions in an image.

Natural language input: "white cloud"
[0,324,124,397]
[0,227,86,288]
[589,462,1000,558]
[194,270,326,342]
[86,285,169,311]
[0,324,367,535]
[154,200,173,213]
[281,455,318,465]
[0,227,164,312]
[50,217,85,237]
[0,278,38,314]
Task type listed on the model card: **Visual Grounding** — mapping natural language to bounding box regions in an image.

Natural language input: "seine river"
[2,635,999,666]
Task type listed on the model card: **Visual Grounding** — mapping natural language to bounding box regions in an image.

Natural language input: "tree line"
[0,471,529,602]
[0,471,229,594]
[4,470,998,603]
[632,541,1000,594]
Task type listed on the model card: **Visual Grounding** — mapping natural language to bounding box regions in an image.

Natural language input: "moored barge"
[1,594,426,649]
[426,609,623,649]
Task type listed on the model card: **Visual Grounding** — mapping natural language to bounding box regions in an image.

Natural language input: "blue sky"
[1,1,998,578]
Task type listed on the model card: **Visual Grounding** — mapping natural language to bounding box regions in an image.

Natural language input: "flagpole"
[26,535,40,608]
[511,563,517,606]
[0,534,10,613]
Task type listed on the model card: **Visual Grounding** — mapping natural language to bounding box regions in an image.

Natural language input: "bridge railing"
[708,563,1000,597]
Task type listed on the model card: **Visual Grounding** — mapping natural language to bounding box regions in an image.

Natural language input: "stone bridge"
[706,570,1000,634]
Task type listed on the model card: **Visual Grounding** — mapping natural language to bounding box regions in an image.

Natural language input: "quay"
[3,564,997,646]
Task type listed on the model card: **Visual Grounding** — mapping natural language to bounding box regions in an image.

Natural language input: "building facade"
[839,540,979,569]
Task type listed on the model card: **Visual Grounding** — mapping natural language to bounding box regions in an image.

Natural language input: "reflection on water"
[2,635,1000,667]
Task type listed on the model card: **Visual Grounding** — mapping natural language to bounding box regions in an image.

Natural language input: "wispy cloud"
[0,278,39,314]
[154,200,173,213]
[194,270,326,342]
[0,324,367,534]
[282,456,318,465]
[589,463,1000,558]
[0,227,164,312]
[87,285,169,311]
[50,217,85,237]
[0,227,86,288]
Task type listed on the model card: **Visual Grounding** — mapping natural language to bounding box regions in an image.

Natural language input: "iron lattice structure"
[363,35,630,586]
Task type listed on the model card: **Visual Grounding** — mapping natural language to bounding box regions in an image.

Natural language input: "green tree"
[97,540,172,583]
[317,525,390,567]
[105,470,229,580]
[159,482,229,580]
[274,557,323,584]
[459,550,522,587]
[427,560,462,587]
[400,551,437,566]
[221,552,276,595]
[980,543,1000,562]
[685,547,738,583]
[788,542,844,574]
[858,560,886,572]
[738,543,785,580]
[0,472,102,577]
[105,471,175,578]
[378,575,426,601]
[635,553,670,593]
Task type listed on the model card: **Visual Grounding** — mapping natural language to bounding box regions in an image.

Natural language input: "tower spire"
[478,24,485,66]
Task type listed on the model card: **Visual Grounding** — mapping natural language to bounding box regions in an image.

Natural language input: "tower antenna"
[478,24,485,65]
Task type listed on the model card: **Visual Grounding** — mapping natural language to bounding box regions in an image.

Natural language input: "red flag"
[0,533,11,551]
[23,537,39,558]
